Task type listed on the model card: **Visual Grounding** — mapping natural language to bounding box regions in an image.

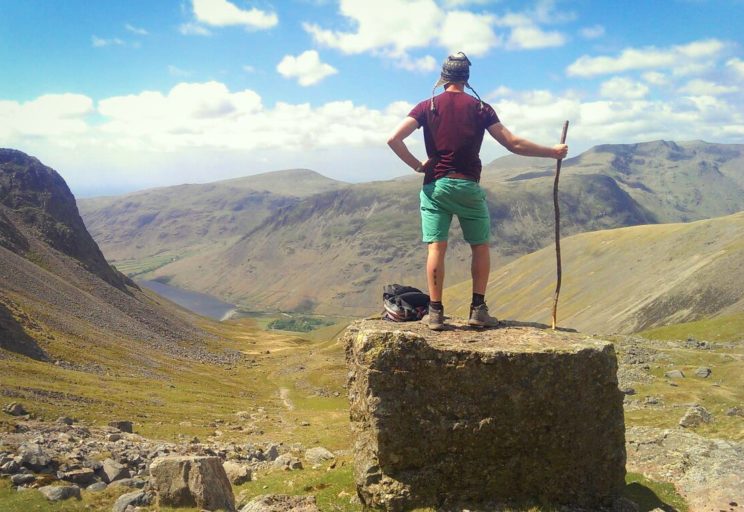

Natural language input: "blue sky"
[1,0,743,196]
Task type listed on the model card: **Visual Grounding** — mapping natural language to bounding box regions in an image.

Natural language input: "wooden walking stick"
[551,120,569,330]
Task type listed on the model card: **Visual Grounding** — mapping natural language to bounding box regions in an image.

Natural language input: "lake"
[137,279,237,321]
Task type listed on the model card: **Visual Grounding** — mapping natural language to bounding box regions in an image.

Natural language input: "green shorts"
[420,178,490,245]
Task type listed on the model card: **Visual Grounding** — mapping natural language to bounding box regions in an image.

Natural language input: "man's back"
[409,91,498,183]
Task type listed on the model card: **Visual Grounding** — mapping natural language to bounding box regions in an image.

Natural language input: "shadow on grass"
[624,482,682,512]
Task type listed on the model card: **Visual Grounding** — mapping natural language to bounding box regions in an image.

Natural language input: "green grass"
[640,311,744,342]
[625,472,688,512]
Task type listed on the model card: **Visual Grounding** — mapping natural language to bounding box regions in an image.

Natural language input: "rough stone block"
[344,319,626,510]
[150,456,235,511]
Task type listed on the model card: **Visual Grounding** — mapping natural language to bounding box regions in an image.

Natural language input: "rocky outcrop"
[0,148,132,290]
[344,319,627,511]
[626,426,744,511]
[149,456,235,511]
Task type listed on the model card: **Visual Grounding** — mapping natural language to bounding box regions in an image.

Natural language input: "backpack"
[382,284,430,322]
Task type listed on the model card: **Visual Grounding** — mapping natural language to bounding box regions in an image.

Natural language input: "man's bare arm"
[487,122,568,159]
[387,117,425,171]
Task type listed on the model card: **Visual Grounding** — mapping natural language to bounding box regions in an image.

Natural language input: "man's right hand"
[554,144,568,160]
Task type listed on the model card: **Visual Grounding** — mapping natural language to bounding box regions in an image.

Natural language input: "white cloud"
[192,0,278,29]
[276,51,338,86]
[678,79,739,96]
[642,72,668,86]
[600,77,649,100]
[439,11,499,56]
[394,54,437,72]
[567,39,726,77]
[506,24,565,50]
[243,65,257,73]
[125,23,148,35]
[304,0,563,68]
[726,58,744,78]
[0,94,93,139]
[179,22,211,36]
[579,24,604,39]
[304,0,441,55]
[92,36,125,47]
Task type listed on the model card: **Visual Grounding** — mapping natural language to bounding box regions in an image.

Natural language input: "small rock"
[0,460,21,474]
[10,473,35,486]
[38,485,81,501]
[664,369,685,379]
[223,460,252,485]
[59,468,96,486]
[240,494,320,512]
[108,421,133,433]
[112,490,152,512]
[3,402,28,416]
[621,388,636,395]
[87,482,107,492]
[643,396,661,405]
[694,367,712,378]
[300,421,310,427]
[265,444,280,462]
[19,442,52,471]
[272,454,303,471]
[107,478,146,489]
[107,433,123,442]
[304,447,335,465]
[56,416,74,425]
[679,404,712,428]
[725,406,744,417]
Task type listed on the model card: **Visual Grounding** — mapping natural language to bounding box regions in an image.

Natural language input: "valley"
[2,145,744,511]
[79,140,744,317]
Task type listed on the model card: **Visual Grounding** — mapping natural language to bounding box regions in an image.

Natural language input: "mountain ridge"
[78,140,744,315]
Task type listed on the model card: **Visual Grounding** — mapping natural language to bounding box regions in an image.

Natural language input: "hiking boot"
[427,305,445,331]
[468,303,499,327]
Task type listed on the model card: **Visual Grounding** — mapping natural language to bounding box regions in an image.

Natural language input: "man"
[387,52,568,331]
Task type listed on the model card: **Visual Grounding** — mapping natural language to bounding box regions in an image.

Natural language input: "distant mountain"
[446,211,744,334]
[0,149,231,365]
[79,141,744,316]
[78,169,346,263]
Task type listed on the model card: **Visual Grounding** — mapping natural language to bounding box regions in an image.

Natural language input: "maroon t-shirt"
[408,91,499,184]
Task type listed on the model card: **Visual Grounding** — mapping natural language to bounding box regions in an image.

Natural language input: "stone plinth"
[343,319,626,511]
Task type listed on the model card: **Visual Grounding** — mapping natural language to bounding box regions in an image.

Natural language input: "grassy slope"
[447,211,744,334]
[1,311,697,511]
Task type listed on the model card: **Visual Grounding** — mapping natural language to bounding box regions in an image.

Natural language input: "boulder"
[112,490,153,512]
[10,473,35,486]
[240,494,320,512]
[664,369,685,379]
[694,367,712,378]
[679,405,712,428]
[19,442,52,471]
[223,460,252,485]
[38,485,81,501]
[108,421,133,433]
[344,319,627,511]
[304,447,335,465]
[3,402,27,416]
[102,457,130,483]
[150,456,235,511]
[272,454,302,471]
